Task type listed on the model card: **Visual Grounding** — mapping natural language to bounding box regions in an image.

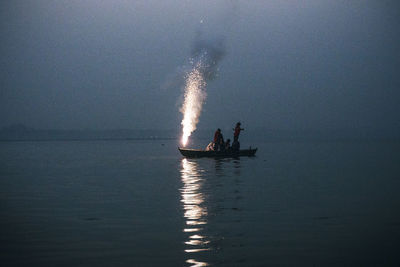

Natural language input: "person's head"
[217,128,221,132]
[227,139,230,143]
[236,122,241,126]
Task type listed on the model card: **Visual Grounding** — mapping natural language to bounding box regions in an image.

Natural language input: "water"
[1,139,400,266]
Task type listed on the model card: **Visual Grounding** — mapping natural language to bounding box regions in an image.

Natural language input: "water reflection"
[180,158,245,266]
[233,158,241,176]
[180,158,210,266]
[214,158,242,177]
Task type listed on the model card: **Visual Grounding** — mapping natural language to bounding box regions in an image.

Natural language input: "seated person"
[225,139,231,151]
[205,142,214,151]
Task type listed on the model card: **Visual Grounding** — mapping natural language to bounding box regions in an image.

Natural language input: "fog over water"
[1,1,400,137]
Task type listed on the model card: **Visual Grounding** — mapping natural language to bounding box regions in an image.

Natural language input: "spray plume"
[180,35,225,146]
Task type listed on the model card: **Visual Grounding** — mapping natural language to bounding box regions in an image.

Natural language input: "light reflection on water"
[180,158,244,266]
[180,158,210,267]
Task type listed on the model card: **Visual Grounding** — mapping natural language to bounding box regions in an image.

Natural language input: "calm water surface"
[1,139,400,266]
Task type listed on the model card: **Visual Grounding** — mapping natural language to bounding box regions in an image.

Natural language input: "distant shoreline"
[1,124,399,143]
[0,137,178,142]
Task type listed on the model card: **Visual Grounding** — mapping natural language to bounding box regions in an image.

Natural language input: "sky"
[1,0,399,134]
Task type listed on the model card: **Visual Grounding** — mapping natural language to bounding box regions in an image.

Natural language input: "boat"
[178,147,257,158]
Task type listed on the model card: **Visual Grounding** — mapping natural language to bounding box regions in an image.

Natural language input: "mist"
[1,0,399,138]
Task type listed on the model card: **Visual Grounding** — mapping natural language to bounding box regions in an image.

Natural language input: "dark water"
[1,139,400,266]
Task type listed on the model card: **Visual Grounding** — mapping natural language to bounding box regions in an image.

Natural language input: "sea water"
[1,139,400,266]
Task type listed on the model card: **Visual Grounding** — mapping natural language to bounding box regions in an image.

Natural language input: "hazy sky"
[1,0,399,133]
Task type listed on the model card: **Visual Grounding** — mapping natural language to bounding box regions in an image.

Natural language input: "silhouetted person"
[232,140,240,151]
[233,122,244,142]
[225,139,231,151]
[219,131,225,151]
[213,128,222,151]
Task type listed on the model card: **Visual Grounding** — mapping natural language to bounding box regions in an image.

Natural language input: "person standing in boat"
[232,122,244,151]
[233,122,244,142]
[213,128,222,151]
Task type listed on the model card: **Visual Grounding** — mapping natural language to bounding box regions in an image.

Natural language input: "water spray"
[180,62,207,146]
[179,37,226,147]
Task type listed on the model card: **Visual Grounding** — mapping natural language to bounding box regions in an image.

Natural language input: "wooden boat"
[178,147,257,158]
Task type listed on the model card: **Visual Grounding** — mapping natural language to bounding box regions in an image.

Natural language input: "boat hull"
[178,147,257,158]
